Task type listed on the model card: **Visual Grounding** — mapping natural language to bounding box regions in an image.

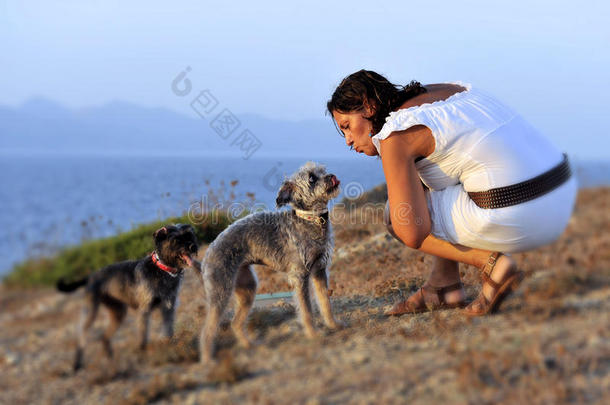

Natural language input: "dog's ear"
[276,181,294,208]
[177,223,195,233]
[153,226,168,241]
[184,224,196,237]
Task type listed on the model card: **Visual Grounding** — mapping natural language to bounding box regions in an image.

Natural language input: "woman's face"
[332,106,378,156]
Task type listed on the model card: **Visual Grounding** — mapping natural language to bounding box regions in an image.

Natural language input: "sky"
[1,0,609,160]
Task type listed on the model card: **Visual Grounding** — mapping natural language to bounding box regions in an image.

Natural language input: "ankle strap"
[482,252,501,277]
[421,281,464,307]
[422,281,463,295]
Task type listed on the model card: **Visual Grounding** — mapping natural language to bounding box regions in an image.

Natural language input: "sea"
[1,152,609,276]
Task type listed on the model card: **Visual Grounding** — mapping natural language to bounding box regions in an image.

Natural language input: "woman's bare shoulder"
[379,125,435,160]
[398,83,468,110]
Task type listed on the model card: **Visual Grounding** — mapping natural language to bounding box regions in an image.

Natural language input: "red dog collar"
[151,252,179,277]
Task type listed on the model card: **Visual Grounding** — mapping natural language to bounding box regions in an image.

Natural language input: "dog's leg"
[200,265,233,364]
[138,309,152,351]
[160,301,176,339]
[232,264,257,348]
[292,272,317,338]
[74,294,99,371]
[200,302,222,364]
[101,301,127,358]
[312,266,340,330]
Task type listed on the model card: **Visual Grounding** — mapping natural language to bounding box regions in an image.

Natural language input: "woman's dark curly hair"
[326,69,427,136]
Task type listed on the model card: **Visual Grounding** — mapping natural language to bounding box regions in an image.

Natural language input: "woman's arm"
[380,126,433,249]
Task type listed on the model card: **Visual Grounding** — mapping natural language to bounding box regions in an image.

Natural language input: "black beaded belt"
[467,153,572,209]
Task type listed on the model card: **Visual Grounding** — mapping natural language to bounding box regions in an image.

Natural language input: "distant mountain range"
[0,98,350,158]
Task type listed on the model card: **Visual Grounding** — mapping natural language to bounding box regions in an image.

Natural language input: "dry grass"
[0,188,608,404]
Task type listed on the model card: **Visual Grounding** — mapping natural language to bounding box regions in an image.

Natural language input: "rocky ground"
[0,188,608,404]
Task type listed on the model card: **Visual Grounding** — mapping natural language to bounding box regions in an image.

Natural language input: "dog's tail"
[56,277,88,293]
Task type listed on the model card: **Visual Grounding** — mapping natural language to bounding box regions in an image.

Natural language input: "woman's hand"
[380,126,433,249]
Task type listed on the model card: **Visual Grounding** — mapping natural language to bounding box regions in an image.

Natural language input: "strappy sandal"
[385,281,467,316]
[463,252,525,317]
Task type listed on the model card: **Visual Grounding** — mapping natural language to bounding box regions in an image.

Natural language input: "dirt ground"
[1,188,608,405]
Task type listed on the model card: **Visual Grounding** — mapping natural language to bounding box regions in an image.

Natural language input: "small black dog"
[57,223,199,371]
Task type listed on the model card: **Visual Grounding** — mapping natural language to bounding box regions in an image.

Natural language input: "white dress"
[372,82,578,253]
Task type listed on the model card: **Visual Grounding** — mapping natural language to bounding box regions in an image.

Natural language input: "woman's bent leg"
[384,199,520,311]
[417,233,519,306]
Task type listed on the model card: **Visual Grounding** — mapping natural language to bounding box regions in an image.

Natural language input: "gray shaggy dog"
[199,162,342,363]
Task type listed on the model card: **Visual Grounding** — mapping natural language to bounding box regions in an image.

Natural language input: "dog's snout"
[327,174,339,187]
[189,243,197,253]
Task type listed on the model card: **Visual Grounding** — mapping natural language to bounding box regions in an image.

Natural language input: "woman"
[327,70,577,316]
